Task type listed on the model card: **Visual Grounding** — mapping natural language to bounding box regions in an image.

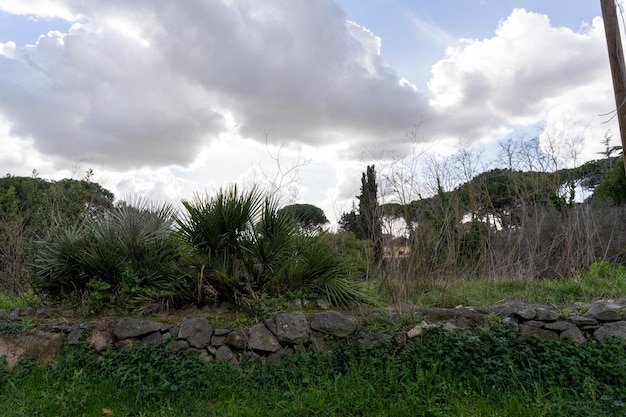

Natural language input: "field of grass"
[2,260,626,415]
[2,326,626,417]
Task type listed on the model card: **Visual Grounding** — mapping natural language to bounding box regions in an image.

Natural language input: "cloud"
[0,0,432,170]
[427,9,613,150]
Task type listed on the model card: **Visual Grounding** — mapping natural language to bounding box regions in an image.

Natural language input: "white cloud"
[427,9,614,157]
[0,3,618,221]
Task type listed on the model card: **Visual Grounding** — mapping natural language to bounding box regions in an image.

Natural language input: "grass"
[0,291,40,310]
[396,259,626,308]
[1,328,626,416]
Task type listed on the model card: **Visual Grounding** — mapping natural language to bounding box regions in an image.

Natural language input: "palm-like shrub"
[35,200,193,313]
[176,186,264,304]
[177,186,372,306]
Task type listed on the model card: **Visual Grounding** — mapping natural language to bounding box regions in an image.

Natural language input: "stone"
[560,327,586,343]
[140,331,163,348]
[167,340,189,350]
[518,324,559,340]
[248,323,281,353]
[407,321,430,339]
[114,318,162,340]
[0,330,63,369]
[9,310,20,322]
[239,351,261,365]
[586,301,625,322]
[178,317,214,348]
[310,311,357,337]
[359,333,392,348]
[215,345,235,363]
[513,307,537,321]
[211,335,226,347]
[593,321,626,342]
[214,328,230,336]
[420,307,486,327]
[502,317,519,333]
[544,321,575,332]
[267,348,293,366]
[266,311,309,344]
[568,316,598,327]
[316,299,331,309]
[535,308,559,322]
[87,323,116,352]
[67,327,83,345]
[521,320,545,328]
[225,330,247,350]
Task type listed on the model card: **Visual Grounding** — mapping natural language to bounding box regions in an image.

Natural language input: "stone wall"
[2,299,626,368]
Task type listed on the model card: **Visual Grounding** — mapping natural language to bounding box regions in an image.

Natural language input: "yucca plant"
[176,185,264,304]
[35,200,194,312]
[177,186,373,307]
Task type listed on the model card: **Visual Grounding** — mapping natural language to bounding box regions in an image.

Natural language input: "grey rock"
[502,317,519,333]
[19,307,34,317]
[267,348,293,366]
[521,320,545,328]
[518,324,559,340]
[52,324,73,334]
[359,333,392,348]
[67,327,83,345]
[114,318,162,340]
[310,311,357,337]
[586,301,625,322]
[544,321,575,332]
[35,307,55,318]
[568,316,598,326]
[248,323,281,353]
[513,307,537,321]
[178,317,214,348]
[421,307,485,327]
[167,340,189,350]
[535,308,559,322]
[87,323,116,352]
[215,345,235,363]
[225,330,247,350]
[239,351,261,365]
[9,310,20,322]
[560,327,586,343]
[140,331,163,348]
[316,299,331,309]
[211,335,226,347]
[266,311,310,344]
[407,320,430,339]
[593,321,626,342]
[214,328,230,336]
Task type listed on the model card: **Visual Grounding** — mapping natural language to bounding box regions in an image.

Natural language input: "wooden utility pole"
[601,0,626,171]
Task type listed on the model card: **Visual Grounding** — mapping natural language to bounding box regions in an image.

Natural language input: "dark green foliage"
[3,329,626,416]
[0,175,114,294]
[278,203,329,228]
[35,201,192,313]
[593,158,626,205]
[177,186,370,307]
[339,165,383,268]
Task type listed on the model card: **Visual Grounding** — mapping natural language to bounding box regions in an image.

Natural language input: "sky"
[0,0,619,224]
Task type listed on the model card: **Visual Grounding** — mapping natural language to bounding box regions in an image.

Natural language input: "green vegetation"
[1,328,625,416]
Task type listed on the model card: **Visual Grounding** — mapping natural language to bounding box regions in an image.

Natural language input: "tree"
[342,166,383,265]
[278,203,328,228]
